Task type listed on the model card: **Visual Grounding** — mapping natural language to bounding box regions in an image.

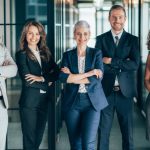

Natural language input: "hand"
[87,69,103,78]
[2,60,10,66]
[103,57,112,64]
[25,74,43,84]
[93,69,103,78]
[61,67,71,74]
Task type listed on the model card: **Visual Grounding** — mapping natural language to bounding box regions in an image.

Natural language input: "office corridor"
[56,104,150,150]
[1,0,150,149]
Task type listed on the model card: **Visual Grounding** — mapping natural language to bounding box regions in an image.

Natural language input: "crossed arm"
[61,67,102,84]
[0,48,17,79]
[95,36,140,73]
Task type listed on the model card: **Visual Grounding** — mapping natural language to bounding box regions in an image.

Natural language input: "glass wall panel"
[0,0,4,23]
[96,8,110,35]
[0,26,4,44]
[5,0,10,23]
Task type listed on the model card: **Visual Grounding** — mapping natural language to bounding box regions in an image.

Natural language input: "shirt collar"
[111,29,123,40]
[30,47,40,54]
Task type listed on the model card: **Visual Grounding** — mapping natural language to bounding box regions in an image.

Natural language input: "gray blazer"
[0,45,17,108]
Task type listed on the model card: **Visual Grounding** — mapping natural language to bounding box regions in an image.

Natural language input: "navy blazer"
[95,30,140,98]
[59,47,108,112]
[16,49,59,107]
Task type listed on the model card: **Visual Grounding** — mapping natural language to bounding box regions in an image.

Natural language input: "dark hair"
[19,20,51,62]
[109,5,126,17]
[147,31,150,50]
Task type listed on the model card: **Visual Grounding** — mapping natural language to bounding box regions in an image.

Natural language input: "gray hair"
[73,20,90,33]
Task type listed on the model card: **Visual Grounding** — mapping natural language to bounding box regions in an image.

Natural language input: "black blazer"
[95,30,140,98]
[59,47,108,112]
[16,49,59,107]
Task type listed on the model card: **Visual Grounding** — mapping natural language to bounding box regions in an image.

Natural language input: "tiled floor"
[7,123,48,149]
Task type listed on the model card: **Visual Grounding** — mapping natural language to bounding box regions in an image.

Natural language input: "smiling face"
[26,25,41,49]
[109,8,126,34]
[74,26,90,47]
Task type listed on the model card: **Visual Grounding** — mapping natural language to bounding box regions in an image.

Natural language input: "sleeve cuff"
[41,76,45,82]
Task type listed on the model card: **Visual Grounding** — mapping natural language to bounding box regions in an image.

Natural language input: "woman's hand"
[87,69,103,78]
[61,67,71,74]
[2,60,10,66]
[25,74,43,84]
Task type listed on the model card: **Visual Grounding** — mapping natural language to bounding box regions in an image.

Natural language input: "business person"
[95,5,140,150]
[144,31,150,141]
[0,41,17,150]
[59,20,108,150]
[16,21,59,150]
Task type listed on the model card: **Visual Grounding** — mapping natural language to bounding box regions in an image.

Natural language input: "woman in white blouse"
[59,20,108,150]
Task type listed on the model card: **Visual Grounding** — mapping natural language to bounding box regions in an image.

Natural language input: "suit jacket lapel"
[28,47,42,70]
[117,30,127,48]
[71,48,79,73]
[105,31,116,57]
[85,47,92,72]
[115,30,128,56]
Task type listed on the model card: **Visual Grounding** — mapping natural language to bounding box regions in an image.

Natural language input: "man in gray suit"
[0,42,17,150]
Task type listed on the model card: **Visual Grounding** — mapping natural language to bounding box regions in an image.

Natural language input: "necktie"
[115,36,119,46]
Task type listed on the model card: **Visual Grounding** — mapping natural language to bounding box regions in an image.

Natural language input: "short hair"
[73,20,90,33]
[147,31,150,50]
[109,5,126,17]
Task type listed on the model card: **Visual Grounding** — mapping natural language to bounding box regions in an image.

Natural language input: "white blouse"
[31,49,46,93]
[78,56,87,93]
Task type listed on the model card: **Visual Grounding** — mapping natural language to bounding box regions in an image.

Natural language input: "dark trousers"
[64,93,100,150]
[97,91,134,150]
[20,95,48,150]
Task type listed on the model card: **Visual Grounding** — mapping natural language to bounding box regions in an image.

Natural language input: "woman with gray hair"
[59,20,108,149]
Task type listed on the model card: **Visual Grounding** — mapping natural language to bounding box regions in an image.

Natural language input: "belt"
[113,86,120,92]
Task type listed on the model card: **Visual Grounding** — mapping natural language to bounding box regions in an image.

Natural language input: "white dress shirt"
[31,49,46,93]
[111,30,123,86]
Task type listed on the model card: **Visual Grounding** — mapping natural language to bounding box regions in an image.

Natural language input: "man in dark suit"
[95,5,140,150]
